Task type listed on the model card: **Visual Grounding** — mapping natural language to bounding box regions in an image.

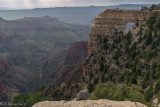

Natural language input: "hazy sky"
[0,0,160,9]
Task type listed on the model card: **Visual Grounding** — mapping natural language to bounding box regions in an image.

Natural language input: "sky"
[0,0,160,9]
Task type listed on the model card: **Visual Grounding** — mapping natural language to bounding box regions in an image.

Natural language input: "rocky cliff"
[88,9,151,54]
[81,7,160,106]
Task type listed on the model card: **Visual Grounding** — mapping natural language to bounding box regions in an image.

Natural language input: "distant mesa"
[19,16,56,22]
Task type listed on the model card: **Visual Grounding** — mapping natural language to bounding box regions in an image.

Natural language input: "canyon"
[32,5,160,107]
[0,16,89,101]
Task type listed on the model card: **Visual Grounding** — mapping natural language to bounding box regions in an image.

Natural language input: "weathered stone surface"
[33,99,147,107]
[74,89,90,101]
[88,9,151,54]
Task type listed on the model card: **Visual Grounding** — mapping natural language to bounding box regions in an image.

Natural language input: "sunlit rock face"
[88,9,150,55]
[33,99,147,107]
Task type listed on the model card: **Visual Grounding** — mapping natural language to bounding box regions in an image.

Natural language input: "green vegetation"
[157,92,160,103]
[12,93,52,107]
[155,80,160,94]
[145,86,153,102]
[12,4,160,106]
[99,62,104,72]
[145,29,152,45]
[89,82,150,106]
[87,83,94,93]
[85,7,160,106]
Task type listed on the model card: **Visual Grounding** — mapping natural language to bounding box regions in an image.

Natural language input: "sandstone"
[88,9,151,55]
[33,99,147,107]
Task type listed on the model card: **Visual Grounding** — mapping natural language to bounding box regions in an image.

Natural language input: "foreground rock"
[33,99,147,107]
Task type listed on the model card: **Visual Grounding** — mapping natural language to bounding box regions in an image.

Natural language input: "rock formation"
[33,99,147,107]
[88,9,151,54]
[14,7,160,106]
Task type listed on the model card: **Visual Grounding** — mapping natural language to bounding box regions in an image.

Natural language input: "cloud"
[0,0,159,9]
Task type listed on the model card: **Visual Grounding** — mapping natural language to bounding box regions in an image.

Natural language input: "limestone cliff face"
[88,9,150,54]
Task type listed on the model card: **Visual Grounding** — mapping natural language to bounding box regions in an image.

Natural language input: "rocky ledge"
[33,99,147,107]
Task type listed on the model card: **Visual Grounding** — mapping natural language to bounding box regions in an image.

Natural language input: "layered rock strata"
[88,9,150,54]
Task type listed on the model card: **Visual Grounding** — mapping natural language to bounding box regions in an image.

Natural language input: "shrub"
[89,82,149,105]
[147,13,156,30]
[156,91,160,103]
[128,72,137,84]
[155,80,160,94]
[12,93,52,107]
[113,49,120,60]
[145,30,152,45]
[136,20,139,26]
[138,35,143,43]
[89,72,93,80]
[99,62,104,72]
[89,83,124,101]
[103,37,108,43]
[141,71,150,89]
[156,18,160,29]
[125,61,130,68]
[101,73,105,82]
[12,94,29,107]
[117,74,124,82]
[145,86,153,102]
[151,41,156,50]
[87,83,94,93]
[115,60,120,65]
[93,59,97,64]
[94,77,98,85]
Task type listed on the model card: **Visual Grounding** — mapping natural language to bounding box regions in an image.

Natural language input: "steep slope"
[0,16,89,101]
[82,7,160,105]
[12,5,160,107]
[53,42,88,84]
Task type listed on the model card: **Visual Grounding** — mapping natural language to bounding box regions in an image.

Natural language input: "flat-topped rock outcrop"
[33,99,147,107]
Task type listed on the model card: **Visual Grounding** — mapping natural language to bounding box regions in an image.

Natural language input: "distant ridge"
[32,4,152,10]
[0,4,153,25]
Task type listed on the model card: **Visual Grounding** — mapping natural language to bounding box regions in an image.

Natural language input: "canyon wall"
[53,42,88,84]
[88,9,150,54]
